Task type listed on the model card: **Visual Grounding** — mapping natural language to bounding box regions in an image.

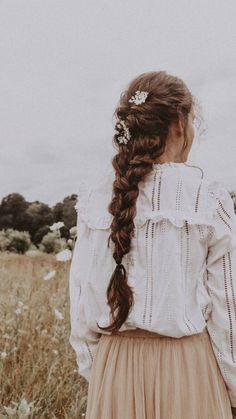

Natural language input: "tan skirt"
[85,327,233,419]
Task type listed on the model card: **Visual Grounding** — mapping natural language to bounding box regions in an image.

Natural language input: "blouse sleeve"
[68,186,101,383]
[205,183,236,408]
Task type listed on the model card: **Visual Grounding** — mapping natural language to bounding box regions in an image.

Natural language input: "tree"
[25,202,54,244]
[52,194,77,233]
[0,193,29,231]
[53,202,64,222]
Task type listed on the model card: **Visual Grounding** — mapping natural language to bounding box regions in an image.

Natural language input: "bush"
[39,231,67,254]
[2,228,32,254]
[33,225,50,245]
[0,230,11,251]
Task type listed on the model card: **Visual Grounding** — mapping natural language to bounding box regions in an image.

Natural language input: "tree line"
[0,192,77,247]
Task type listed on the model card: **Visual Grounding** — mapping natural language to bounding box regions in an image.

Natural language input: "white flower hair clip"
[129,90,149,105]
[115,119,131,145]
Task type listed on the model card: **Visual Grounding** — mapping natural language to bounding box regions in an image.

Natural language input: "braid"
[96,70,202,332]
[97,161,154,332]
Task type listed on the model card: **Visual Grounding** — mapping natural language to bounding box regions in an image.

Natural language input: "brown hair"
[96,70,203,332]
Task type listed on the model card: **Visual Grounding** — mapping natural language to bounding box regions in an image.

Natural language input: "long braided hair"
[96,70,203,333]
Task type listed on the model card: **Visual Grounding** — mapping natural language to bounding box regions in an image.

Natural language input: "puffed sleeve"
[205,182,236,409]
[68,183,101,382]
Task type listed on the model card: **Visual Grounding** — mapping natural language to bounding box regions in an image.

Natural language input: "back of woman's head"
[96,70,202,332]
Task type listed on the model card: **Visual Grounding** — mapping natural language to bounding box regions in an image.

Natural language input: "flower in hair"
[129,90,149,105]
[115,119,131,144]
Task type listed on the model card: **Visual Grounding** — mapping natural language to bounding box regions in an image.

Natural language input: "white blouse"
[69,161,236,407]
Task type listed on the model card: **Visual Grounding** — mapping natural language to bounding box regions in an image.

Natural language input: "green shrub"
[39,231,67,254]
[0,230,11,251]
[3,228,32,254]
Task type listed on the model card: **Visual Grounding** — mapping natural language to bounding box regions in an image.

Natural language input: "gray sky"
[1,0,236,206]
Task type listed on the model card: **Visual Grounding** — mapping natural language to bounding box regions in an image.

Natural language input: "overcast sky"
[0,0,236,206]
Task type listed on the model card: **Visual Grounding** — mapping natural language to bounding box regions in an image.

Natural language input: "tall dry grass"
[0,252,88,418]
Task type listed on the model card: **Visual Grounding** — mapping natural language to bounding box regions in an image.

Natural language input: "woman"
[69,71,236,418]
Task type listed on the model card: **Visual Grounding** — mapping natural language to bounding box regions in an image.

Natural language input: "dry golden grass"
[0,252,88,418]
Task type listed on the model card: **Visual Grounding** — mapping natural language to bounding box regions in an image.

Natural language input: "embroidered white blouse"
[69,161,236,407]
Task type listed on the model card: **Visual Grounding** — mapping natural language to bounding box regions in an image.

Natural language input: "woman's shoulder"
[165,162,232,209]
[136,163,234,228]
[75,171,114,203]
[200,175,234,214]
[74,171,115,229]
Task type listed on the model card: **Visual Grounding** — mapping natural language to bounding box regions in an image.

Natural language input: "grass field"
[0,252,88,418]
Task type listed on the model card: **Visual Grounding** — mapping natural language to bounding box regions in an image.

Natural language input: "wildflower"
[129,90,149,105]
[15,308,22,316]
[17,398,34,415]
[115,119,131,145]
[56,249,72,262]
[0,351,7,359]
[54,308,64,320]
[3,398,37,416]
[17,300,28,310]
[43,270,56,281]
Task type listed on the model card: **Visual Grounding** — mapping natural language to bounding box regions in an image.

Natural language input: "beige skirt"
[85,327,233,419]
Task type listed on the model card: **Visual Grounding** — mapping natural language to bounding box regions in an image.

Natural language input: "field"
[0,252,88,419]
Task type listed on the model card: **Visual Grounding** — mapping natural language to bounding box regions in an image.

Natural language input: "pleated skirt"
[85,326,233,419]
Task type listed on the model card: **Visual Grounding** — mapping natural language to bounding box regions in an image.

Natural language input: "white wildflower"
[52,349,59,355]
[116,119,131,145]
[15,308,22,316]
[43,269,56,281]
[0,351,7,359]
[129,90,149,105]
[18,398,34,415]
[3,397,38,416]
[3,405,16,415]
[55,249,72,262]
[54,308,64,320]
[17,301,28,311]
